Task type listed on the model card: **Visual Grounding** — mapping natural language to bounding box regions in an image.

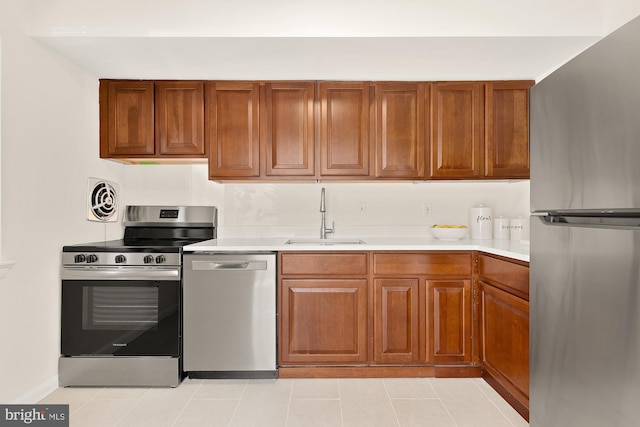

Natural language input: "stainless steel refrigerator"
[530,14,640,427]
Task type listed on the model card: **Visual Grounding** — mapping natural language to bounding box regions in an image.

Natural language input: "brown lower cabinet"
[279,252,369,365]
[477,253,530,421]
[280,278,368,365]
[373,277,421,364]
[428,279,472,365]
[278,251,477,377]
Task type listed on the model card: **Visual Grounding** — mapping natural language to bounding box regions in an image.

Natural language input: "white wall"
[0,36,3,254]
[0,1,126,403]
[120,165,223,208]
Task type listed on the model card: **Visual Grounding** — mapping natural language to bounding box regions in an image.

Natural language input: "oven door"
[61,267,180,356]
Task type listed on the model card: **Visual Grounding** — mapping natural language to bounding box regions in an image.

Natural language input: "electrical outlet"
[359,202,367,215]
[423,203,432,217]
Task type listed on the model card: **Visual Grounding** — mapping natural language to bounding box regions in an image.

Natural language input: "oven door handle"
[61,266,180,281]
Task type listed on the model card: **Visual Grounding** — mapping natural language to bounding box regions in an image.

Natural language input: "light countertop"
[184,237,529,262]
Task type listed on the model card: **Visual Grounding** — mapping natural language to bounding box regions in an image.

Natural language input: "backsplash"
[121,165,529,239]
[222,180,529,238]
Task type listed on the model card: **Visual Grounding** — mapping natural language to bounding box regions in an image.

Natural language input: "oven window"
[83,286,159,330]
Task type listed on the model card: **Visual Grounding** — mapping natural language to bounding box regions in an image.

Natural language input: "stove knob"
[74,254,86,263]
[115,255,127,264]
[155,255,166,264]
[86,254,98,263]
[143,255,154,264]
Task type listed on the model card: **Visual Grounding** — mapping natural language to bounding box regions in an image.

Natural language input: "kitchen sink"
[285,238,366,245]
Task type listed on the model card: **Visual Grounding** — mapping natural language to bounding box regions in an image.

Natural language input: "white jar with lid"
[470,204,493,240]
[493,217,511,239]
[510,216,529,241]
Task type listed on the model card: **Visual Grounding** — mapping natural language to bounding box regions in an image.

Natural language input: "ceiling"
[27,0,640,83]
[36,36,600,82]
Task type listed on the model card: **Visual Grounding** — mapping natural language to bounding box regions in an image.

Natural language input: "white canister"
[493,217,511,239]
[470,205,493,240]
[510,217,529,241]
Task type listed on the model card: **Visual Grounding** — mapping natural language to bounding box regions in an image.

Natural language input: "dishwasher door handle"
[191,260,268,271]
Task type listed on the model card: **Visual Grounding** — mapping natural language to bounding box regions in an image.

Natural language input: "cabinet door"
[206,82,260,178]
[428,279,472,364]
[280,279,368,364]
[155,81,205,156]
[263,82,315,177]
[485,81,533,178]
[319,82,371,176]
[373,278,421,364]
[102,81,155,157]
[480,281,529,407]
[374,83,427,178]
[430,82,484,178]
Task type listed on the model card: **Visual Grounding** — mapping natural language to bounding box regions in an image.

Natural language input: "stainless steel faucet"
[319,187,335,239]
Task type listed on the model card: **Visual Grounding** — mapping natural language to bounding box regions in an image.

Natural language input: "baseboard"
[278,365,481,379]
[12,376,59,404]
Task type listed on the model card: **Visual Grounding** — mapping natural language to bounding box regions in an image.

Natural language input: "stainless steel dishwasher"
[183,252,277,379]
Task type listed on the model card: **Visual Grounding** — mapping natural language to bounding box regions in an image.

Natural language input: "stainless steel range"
[59,205,217,387]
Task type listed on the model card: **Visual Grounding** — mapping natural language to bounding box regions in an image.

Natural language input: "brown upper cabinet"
[100,79,532,180]
[319,82,371,177]
[485,81,534,178]
[430,82,484,178]
[207,81,315,180]
[263,82,316,177]
[430,80,534,179]
[155,81,205,156]
[374,83,428,179]
[100,80,155,157]
[206,81,260,178]
[100,80,206,160]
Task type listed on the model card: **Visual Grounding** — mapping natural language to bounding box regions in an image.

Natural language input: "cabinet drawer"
[478,254,529,299]
[280,252,368,276]
[373,252,472,276]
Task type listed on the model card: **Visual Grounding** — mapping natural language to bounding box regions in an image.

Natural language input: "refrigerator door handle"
[535,211,640,230]
[531,211,550,217]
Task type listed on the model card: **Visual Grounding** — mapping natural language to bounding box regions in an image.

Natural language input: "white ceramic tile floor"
[39,377,529,427]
